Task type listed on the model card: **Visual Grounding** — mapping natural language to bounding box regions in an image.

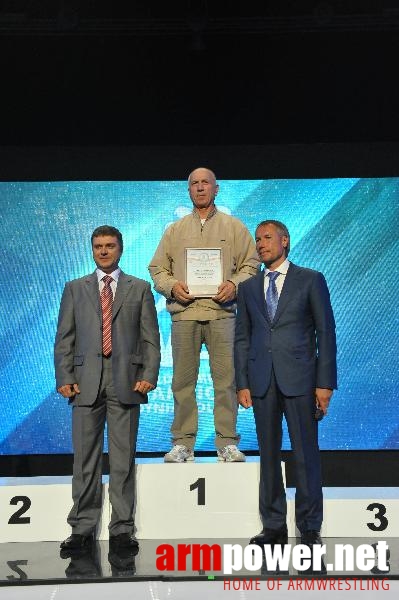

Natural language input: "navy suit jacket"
[234,263,337,397]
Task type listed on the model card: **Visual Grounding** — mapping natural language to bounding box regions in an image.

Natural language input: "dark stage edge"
[0,538,397,587]
[1,451,398,487]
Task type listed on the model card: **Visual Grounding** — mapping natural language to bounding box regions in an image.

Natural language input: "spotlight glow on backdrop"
[0,178,398,454]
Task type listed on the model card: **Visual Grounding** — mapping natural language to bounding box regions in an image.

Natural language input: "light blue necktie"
[266,271,280,320]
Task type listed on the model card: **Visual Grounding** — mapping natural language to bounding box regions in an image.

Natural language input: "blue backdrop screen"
[0,178,398,454]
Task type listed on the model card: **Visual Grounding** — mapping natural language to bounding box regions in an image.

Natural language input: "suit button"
[97,353,102,357]
[268,349,272,353]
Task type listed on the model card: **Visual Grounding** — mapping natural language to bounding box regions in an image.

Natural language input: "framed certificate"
[185,247,223,297]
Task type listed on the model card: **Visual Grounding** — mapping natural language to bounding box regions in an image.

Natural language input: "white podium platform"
[0,458,398,542]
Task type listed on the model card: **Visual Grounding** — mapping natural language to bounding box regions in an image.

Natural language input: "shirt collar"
[192,205,217,221]
[264,258,290,276]
[96,267,121,283]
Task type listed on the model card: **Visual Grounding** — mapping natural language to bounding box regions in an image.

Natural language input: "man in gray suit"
[54,225,160,554]
[235,220,337,555]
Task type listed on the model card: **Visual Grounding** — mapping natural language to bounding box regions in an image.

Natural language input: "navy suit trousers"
[252,370,323,533]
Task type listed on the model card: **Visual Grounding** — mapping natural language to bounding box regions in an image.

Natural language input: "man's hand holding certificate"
[171,281,194,304]
[171,279,236,304]
[212,280,236,304]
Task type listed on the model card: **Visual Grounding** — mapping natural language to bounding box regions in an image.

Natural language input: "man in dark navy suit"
[234,220,337,550]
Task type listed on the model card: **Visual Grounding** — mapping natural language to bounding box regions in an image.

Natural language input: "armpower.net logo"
[155,540,391,590]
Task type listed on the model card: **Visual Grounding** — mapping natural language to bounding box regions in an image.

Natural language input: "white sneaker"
[164,445,195,463]
[217,445,246,462]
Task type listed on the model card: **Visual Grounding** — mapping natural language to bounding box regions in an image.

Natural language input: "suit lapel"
[84,273,101,318]
[84,271,134,321]
[253,270,270,323]
[113,272,133,320]
[273,263,301,324]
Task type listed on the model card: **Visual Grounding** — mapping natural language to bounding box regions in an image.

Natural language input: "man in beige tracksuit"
[148,167,259,462]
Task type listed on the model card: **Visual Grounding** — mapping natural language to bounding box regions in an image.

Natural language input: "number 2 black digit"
[8,496,31,524]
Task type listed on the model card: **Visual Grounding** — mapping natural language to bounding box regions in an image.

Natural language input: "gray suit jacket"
[54,271,161,405]
[234,263,337,397]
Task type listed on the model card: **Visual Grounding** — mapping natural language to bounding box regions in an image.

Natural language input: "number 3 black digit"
[366,502,388,532]
[8,496,31,524]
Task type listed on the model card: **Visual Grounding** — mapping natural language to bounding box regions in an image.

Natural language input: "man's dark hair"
[91,225,123,252]
[256,219,290,256]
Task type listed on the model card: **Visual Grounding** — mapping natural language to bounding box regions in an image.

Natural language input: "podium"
[0,459,398,542]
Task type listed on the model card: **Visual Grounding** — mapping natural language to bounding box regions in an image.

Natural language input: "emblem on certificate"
[185,248,223,297]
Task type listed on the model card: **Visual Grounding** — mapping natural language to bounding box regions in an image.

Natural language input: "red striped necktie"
[101,275,113,356]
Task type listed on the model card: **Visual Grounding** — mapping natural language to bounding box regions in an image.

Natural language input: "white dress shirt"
[263,258,290,299]
[96,267,120,300]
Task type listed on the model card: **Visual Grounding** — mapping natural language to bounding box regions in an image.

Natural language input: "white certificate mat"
[185,247,223,297]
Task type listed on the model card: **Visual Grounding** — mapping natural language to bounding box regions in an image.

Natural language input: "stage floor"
[0,537,397,583]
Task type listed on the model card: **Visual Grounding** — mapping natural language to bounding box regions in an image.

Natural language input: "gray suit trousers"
[67,357,140,536]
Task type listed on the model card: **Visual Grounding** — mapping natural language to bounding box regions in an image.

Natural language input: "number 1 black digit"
[190,477,206,505]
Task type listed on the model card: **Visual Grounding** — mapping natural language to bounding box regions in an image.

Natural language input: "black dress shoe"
[300,530,322,545]
[299,531,326,574]
[108,548,137,575]
[64,544,102,576]
[60,534,93,550]
[250,525,288,546]
[109,532,139,550]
